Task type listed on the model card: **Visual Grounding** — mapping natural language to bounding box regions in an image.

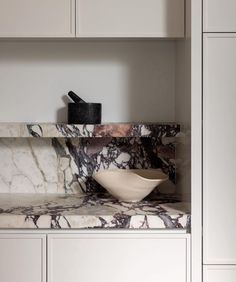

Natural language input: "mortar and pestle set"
[67,91,102,124]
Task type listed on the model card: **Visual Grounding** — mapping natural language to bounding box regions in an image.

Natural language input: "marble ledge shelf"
[0,123,180,138]
[0,193,190,230]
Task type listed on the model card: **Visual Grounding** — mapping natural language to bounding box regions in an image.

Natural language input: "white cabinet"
[48,233,190,282]
[203,34,236,264]
[0,234,46,282]
[0,0,184,38]
[0,0,75,37]
[204,266,236,282]
[76,0,185,37]
[203,0,236,32]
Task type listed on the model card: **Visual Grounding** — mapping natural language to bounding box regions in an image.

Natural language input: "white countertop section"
[0,193,190,230]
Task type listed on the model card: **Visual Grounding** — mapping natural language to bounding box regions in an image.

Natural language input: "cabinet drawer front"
[204,266,236,282]
[203,34,236,264]
[48,233,189,282]
[204,0,236,32]
[0,234,46,282]
[0,0,75,37]
[76,0,184,37]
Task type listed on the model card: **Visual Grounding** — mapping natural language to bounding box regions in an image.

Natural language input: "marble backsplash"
[0,137,176,194]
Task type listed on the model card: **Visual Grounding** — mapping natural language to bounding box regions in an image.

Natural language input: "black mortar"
[68,102,102,124]
[67,91,102,124]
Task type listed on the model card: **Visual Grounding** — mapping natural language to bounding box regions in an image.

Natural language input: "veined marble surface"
[0,123,180,138]
[0,137,176,194]
[0,193,190,230]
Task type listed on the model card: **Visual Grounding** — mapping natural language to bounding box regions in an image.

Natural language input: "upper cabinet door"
[0,0,75,37]
[204,0,236,32]
[76,0,185,38]
[203,34,236,264]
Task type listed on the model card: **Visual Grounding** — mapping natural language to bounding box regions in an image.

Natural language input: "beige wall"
[0,40,176,123]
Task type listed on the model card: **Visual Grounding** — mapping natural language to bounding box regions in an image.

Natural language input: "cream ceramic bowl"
[92,169,168,202]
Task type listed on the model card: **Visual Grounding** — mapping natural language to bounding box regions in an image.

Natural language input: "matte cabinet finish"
[203,0,236,32]
[0,234,46,282]
[0,0,184,38]
[0,0,75,37]
[48,233,189,282]
[204,266,236,282]
[76,0,185,37]
[203,34,236,264]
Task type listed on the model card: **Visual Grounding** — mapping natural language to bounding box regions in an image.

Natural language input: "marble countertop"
[0,193,190,230]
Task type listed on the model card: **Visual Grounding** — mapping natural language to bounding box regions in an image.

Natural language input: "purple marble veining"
[0,123,179,194]
[27,123,180,138]
[52,137,176,194]
[0,193,190,229]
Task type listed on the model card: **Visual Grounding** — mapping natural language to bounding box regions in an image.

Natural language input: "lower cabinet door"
[204,266,236,282]
[0,234,46,282]
[48,233,189,282]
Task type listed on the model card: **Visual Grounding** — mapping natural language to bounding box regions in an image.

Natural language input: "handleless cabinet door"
[48,233,190,282]
[204,266,236,282]
[203,34,236,264]
[0,234,46,282]
[76,0,185,38]
[0,0,75,37]
[204,0,236,32]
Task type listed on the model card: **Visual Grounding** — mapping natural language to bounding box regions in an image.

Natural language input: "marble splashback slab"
[0,193,190,229]
[0,123,180,138]
[0,137,176,194]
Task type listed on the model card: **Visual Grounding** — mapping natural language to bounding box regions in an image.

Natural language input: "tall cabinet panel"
[203,34,236,264]
[204,266,236,282]
[204,0,236,32]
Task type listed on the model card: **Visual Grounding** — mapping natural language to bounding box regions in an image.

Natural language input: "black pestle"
[68,91,86,104]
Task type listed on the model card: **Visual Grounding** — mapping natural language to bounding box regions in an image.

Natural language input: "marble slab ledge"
[0,193,190,230]
[0,123,180,138]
